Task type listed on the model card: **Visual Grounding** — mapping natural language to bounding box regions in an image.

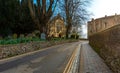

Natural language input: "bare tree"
[59,0,90,38]
[28,0,58,38]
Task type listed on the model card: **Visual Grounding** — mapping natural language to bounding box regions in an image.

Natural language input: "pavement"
[79,41,112,73]
[0,42,79,73]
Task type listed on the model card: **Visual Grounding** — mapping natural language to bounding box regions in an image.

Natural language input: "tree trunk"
[66,22,72,39]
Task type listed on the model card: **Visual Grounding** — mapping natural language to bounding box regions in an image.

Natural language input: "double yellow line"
[63,46,78,73]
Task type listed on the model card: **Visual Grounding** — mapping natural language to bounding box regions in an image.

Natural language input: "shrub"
[70,34,79,39]
[76,35,79,39]
[70,34,76,39]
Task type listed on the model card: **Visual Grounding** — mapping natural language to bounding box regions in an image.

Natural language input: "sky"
[89,0,120,19]
[80,25,87,38]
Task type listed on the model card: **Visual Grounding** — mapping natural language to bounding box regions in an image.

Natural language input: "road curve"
[0,42,79,73]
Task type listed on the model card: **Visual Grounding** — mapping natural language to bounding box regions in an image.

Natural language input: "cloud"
[90,0,120,18]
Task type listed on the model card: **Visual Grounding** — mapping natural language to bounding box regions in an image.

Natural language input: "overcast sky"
[89,0,120,19]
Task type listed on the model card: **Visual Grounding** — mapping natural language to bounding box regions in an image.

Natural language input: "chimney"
[105,15,107,18]
[92,18,94,21]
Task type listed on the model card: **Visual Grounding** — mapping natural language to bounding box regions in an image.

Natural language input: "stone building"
[48,14,66,37]
[88,14,120,36]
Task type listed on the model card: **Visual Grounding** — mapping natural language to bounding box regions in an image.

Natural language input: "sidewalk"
[79,42,112,73]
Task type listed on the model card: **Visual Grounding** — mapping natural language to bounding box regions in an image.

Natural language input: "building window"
[57,24,61,33]
[105,22,107,28]
[95,25,97,31]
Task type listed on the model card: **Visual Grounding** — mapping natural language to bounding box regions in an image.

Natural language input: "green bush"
[70,34,79,39]
[0,34,78,45]
[70,34,76,39]
[0,36,47,45]
[76,35,79,39]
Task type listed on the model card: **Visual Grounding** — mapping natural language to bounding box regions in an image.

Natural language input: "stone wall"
[89,24,120,73]
[0,40,78,59]
[0,41,50,59]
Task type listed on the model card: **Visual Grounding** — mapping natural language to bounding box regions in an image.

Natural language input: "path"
[80,41,112,73]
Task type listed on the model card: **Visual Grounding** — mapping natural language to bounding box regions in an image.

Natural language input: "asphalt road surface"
[0,42,79,73]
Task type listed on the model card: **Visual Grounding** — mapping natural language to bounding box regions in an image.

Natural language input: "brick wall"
[89,24,120,73]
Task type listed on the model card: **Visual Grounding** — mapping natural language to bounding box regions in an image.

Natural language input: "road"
[0,42,79,73]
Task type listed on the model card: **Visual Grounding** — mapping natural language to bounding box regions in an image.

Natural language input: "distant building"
[88,14,120,36]
[48,14,66,37]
